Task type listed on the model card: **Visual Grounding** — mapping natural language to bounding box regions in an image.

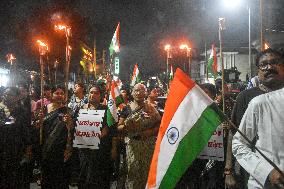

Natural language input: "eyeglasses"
[258,59,283,70]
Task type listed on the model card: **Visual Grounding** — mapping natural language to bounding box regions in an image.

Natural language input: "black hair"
[120,84,131,98]
[199,83,217,98]
[255,48,284,67]
[51,85,65,93]
[75,82,84,89]
[88,84,101,94]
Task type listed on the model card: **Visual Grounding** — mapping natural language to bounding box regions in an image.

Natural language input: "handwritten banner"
[73,109,105,149]
[198,125,224,161]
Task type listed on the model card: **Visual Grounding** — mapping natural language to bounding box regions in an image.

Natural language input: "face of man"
[52,88,65,104]
[132,84,146,103]
[88,87,101,104]
[258,53,284,89]
[74,84,84,96]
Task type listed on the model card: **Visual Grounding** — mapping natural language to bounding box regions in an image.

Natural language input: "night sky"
[0,0,282,82]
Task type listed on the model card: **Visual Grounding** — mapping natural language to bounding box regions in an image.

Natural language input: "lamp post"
[54,59,59,84]
[179,44,191,77]
[164,44,171,79]
[36,39,48,145]
[55,24,72,103]
[223,0,263,77]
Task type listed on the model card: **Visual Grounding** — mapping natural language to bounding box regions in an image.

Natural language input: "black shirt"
[231,87,265,128]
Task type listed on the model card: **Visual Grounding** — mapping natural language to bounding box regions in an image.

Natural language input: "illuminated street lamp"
[164,44,171,79]
[179,44,192,76]
[55,24,72,101]
[36,39,48,145]
[222,0,264,77]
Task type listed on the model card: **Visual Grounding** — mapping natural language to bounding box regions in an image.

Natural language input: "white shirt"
[232,87,284,189]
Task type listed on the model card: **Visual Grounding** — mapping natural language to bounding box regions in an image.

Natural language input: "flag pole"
[219,18,225,113]
[205,42,208,81]
[93,36,97,79]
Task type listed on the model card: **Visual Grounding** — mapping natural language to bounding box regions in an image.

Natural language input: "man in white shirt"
[232,87,284,188]
[232,49,284,188]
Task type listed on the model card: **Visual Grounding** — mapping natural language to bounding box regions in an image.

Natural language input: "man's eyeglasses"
[258,59,283,70]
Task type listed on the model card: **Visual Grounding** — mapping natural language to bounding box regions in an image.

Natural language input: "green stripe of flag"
[115,95,124,107]
[160,103,225,189]
[107,108,116,126]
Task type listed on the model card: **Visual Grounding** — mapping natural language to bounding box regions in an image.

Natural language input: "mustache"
[264,69,278,77]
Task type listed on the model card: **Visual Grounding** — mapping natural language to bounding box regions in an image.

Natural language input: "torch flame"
[55,24,67,30]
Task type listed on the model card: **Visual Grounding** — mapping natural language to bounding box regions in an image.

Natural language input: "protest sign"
[73,109,105,149]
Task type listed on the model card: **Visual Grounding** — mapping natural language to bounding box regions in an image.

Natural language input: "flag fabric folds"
[130,64,141,87]
[146,68,224,189]
[207,44,218,78]
[106,80,124,126]
[109,22,120,58]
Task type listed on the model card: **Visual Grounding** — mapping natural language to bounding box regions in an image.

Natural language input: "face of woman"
[52,88,65,103]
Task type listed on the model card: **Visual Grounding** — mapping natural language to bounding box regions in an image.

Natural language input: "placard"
[73,109,105,149]
[198,125,224,161]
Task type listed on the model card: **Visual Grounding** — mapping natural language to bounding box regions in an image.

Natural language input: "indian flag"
[109,22,120,58]
[107,80,124,126]
[207,44,218,77]
[146,68,224,189]
[130,63,141,87]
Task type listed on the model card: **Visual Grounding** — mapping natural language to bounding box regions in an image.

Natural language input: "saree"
[41,106,70,189]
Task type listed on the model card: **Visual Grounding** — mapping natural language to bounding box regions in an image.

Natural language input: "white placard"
[198,125,224,161]
[73,109,105,149]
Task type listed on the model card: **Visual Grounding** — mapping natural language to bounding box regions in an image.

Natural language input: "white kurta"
[232,87,284,189]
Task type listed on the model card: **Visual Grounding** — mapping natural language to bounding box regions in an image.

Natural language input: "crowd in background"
[1,47,284,189]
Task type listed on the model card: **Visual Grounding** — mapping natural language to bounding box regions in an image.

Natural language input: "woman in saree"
[77,85,112,189]
[39,85,73,189]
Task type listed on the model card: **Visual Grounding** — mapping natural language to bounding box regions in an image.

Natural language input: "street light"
[222,0,264,77]
[55,24,72,102]
[179,44,191,76]
[36,39,48,145]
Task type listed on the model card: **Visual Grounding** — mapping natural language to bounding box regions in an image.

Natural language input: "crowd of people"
[0,47,284,189]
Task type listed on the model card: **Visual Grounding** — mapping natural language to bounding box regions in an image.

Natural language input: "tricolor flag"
[146,68,224,189]
[130,64,141,87]
[207,44,218,78]
[109,22,120,58]
[106,80,124,126]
